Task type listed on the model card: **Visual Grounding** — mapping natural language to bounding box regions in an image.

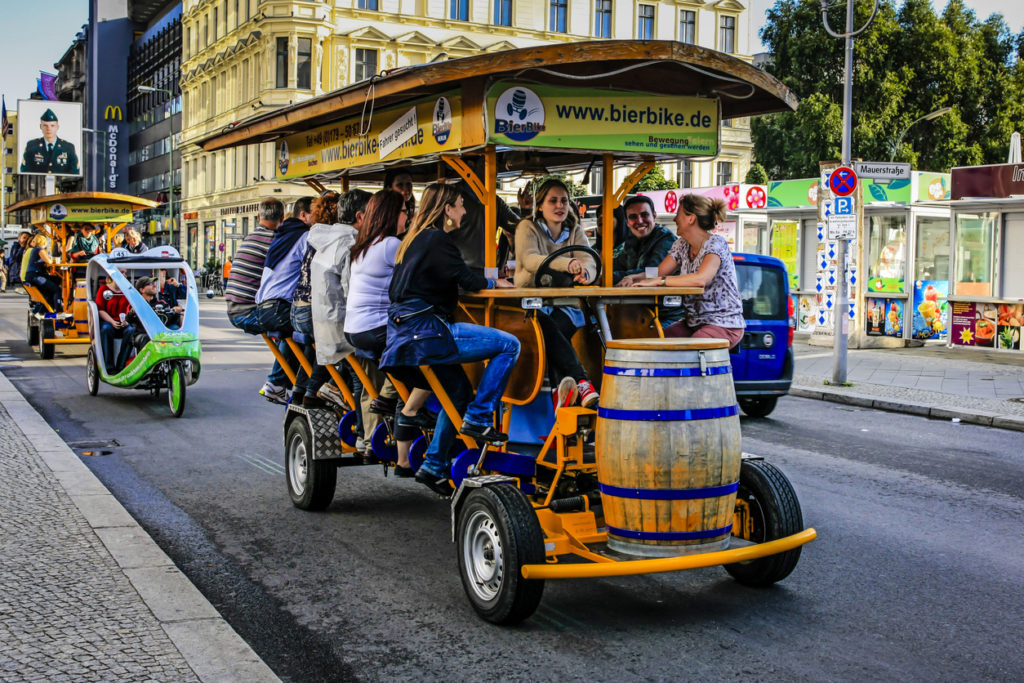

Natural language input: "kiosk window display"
[867,215,907,294]
[953,211,996,297]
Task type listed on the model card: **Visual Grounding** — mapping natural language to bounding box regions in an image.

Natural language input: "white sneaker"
[259,382,288,405]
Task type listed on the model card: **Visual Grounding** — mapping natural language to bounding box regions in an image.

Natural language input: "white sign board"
[378,107,418,160]
[854,161,911,181]
[828,213,857,239]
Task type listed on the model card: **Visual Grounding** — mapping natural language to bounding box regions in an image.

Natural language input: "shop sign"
[487,82,719,156]
[950,163,1024,200]
[854,161,910,181]
[274,92,462,180]
[35,202,133,223]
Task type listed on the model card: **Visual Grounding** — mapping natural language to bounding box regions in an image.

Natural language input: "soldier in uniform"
[20,108,79,174]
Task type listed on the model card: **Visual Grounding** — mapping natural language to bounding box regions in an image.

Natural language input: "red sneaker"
[577,379,600,409]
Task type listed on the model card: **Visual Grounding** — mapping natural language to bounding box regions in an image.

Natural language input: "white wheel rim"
[288,432,308,496]
[463,509,504,602]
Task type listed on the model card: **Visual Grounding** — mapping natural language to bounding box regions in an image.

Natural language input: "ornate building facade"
[180,0,754,266]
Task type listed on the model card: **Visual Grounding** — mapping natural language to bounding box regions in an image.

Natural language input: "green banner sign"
[487,82,719,156]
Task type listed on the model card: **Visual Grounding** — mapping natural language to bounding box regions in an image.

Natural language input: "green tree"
[632,165,678,192]
[744,163,769,184]
[752,0,1024,177]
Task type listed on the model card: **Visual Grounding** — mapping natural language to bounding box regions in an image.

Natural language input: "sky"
[0,0,1021,107]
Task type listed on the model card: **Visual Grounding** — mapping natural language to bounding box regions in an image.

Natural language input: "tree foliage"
[744,163,769,184]
[752,0,1024,178]
[633,165,679,192]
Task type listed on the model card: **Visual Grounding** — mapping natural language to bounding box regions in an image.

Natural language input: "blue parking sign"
[834,196,854,215]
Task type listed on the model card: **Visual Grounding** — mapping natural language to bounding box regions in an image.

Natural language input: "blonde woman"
[125,229,147,254]
[24,234,62,309]
[631,194,745,348]
[380,182,518,495]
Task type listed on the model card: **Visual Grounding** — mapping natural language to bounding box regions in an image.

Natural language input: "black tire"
[167,362,186,417]
[739,396,778,418]
[285,417,337,511]
[457,485,545,624]
[27,310,39,346]
[87,346,100,396]
[725,459,804,586]
[38,319,55,359]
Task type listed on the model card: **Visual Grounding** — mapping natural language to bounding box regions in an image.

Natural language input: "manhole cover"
[67,439,121,449]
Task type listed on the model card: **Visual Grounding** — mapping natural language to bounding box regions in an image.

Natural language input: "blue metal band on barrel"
[603,365,731,377]
[599,481,739,500]
[596,405,739,421]
[606,524,734,541]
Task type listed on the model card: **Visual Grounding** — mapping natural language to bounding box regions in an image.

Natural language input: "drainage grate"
[68,439,120,457]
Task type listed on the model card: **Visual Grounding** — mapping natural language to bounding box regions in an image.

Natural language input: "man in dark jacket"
[7,232,30,288]
[612,196,683,324]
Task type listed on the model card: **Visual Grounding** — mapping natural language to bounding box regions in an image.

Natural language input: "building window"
[595,0,611,38]
[716,161,732,185]
[494,0,512,26]
[678,161,692,189]
[638,5,654,40]
[276,37,288,88]
[450,0,468,21]
[867,215,907,294]
[719,15,735,53]
[915,216,950,281]
[679,10,695,44]
[357,0,378,9]
[355,48,377,82]
[954,211,996,296]
[297,38,312,89]
[550,0,567,32]
[213,7,219,39]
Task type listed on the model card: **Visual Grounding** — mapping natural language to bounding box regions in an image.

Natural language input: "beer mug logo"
[494,87,545,142]
[277,140,290,175]
[432,96,453,145]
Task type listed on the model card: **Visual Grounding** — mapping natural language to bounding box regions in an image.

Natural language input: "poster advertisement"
[796,295,815,332]
[996,304,1022,351]
[770,220,799,291]
[16,99,83,177]
[950,301,977,346]
[912,280,949,340]
[885,300,904,337]
[866,298,886,336]
[712,220,736,250]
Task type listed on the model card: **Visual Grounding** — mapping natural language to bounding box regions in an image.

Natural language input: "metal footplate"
[449,474,516,542]
[286,404,352,461]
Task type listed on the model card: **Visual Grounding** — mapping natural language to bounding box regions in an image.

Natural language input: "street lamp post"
[137,85,176,249]
[890,107,954,162]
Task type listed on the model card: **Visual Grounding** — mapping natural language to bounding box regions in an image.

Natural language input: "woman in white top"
[344,189,431,476]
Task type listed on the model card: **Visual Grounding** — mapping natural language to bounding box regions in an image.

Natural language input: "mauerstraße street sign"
[854,161,911,181]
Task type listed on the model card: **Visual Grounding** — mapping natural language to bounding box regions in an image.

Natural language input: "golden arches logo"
[104,105,122,121]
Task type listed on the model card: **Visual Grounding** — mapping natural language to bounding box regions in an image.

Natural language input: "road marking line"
[232,452,283,475]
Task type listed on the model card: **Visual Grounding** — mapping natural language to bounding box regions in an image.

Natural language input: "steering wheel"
[535,244,603,287]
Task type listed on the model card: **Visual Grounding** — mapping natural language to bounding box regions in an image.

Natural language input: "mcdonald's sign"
[104,105,122,121]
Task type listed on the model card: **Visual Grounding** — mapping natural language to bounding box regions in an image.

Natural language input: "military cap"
[40,108,58,122]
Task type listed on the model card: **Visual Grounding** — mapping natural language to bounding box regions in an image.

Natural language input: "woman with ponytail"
[630,194,745,347]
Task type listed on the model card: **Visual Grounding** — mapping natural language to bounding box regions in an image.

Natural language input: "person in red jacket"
[96,275,133,373]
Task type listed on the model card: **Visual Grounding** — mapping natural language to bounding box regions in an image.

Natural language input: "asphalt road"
[1,293,1021,681]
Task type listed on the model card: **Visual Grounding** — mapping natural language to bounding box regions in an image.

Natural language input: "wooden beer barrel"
[595,338,741,557]
[73,282,90,336]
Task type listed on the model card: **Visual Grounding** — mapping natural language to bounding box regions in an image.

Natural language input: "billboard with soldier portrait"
[16,100,83,177]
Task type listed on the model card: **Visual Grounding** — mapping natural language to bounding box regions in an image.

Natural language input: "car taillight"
[788,296,795,347]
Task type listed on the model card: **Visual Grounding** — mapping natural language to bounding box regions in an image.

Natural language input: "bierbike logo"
[49,204,68,220]
[432,97,452,145]
[494,87,545,142]
[278,140,290,175]
[104,105,122,121]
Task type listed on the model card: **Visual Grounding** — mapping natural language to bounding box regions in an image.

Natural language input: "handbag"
[380,299,458,369]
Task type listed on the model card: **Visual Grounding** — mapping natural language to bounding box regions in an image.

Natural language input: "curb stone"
[0,370,280,683]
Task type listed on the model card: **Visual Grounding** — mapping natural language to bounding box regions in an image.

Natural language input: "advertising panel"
[30,202,134,224]
[275,93,462,179]
[866,298,903,337]
[487,82,719,156]
[770,220,798,290]
[16,100,83,177]
[911,280,948,340]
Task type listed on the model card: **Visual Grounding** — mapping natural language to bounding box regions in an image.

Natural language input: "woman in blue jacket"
[381,183,518,495]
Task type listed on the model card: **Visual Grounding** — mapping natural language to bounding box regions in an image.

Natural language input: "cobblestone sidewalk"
[0,373,278,682]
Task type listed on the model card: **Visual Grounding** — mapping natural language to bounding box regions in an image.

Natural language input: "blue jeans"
[421,323,520,476]
[230,306,292,388]
[100,321,135,372]
[290,302,328,398]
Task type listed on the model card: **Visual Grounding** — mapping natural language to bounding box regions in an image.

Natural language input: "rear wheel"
[87,346,100,396]
[725,459,804,586]
[457,484,545,624]
[27,310,39,346]
[167,362,186,417]
[38,319,55,359]
[739,396,778,418]
[286,417,337,510]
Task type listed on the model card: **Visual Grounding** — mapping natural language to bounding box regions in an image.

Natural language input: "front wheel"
[286,417,337,511]
[87,346,100,396]
[38,319,55,359]
[27,310,39,346]
[167,362,186,417]
[457,485,545,624]
[739,396,778,418]
[725,459,804,586]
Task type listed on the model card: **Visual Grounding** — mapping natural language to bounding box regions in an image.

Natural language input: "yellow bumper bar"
[520,528,817,580]
[44,337,90,344]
